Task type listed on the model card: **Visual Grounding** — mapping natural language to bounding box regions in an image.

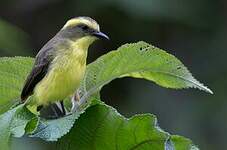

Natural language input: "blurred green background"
[0,0,226,149]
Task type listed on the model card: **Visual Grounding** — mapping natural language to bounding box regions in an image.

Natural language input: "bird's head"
[60,17,109,44]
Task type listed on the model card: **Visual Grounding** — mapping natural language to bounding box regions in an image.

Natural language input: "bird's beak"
[92,31,110,40]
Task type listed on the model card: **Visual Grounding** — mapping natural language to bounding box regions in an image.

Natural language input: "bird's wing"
[21,47,54,102]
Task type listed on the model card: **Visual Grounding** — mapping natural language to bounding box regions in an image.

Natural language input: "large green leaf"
[55,104,198,150]
[0,57,33,114]
[79,41,212,105]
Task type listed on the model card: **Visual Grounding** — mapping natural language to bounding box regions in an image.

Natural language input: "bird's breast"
[34,46,88,105]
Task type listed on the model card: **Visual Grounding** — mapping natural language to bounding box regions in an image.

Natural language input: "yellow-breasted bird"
[21,16,109,117]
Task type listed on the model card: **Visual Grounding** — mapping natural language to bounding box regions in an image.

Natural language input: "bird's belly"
[33,55,86,106]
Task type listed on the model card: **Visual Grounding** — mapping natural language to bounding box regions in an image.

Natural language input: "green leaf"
[0,57,33,114]
[30,96,100,141]
[80,41,212,102]
[10,105,36,137]
[25,117,39,134]
[55,104,198,150]
[0,106,19,150]
[0,105,35,149]
[170,135,199,150]
[30,112,82,141]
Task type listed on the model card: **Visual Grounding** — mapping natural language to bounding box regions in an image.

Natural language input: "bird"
[20,16,109,117]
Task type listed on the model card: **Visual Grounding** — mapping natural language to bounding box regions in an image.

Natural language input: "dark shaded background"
[0,0,226,149]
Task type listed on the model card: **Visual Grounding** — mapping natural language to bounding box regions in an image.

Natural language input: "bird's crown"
[62,16,100,31]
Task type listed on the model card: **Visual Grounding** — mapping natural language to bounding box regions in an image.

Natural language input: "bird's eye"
[78,24,89,30]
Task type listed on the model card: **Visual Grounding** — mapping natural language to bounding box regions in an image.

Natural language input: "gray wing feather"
[21,47,54,102]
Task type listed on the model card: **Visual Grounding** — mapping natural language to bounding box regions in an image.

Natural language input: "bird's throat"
[71,36,96,51]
